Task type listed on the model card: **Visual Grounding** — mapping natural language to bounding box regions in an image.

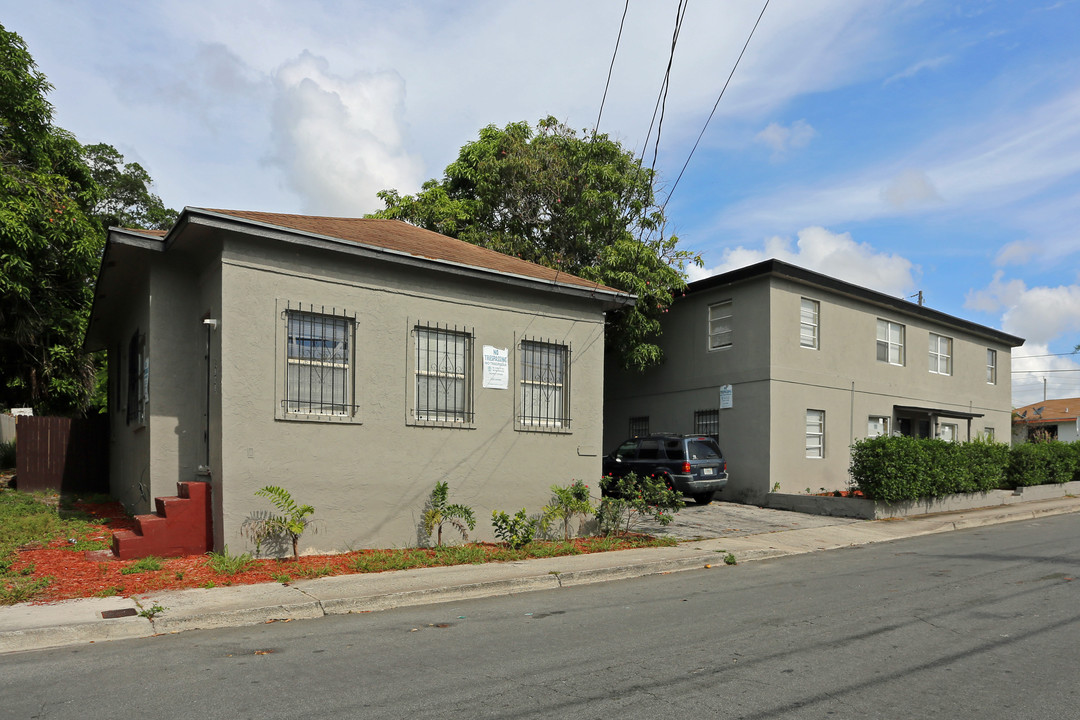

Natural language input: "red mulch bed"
[12,499,663,604]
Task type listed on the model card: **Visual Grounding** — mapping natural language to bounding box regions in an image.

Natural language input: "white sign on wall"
[719,384,733,409]
[482,346,509,389]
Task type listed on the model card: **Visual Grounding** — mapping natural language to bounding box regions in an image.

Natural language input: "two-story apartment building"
[604,259,1024,503]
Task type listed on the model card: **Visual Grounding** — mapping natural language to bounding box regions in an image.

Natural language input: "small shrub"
[723,553,737,566]
[205,547,255,575]
[542,480,594,541]
[596,472,684,536]
[241,485,318,560]
[0,440,15,469]
[120,556,163,575]
[491,508,537,549]
[421,481,476,547]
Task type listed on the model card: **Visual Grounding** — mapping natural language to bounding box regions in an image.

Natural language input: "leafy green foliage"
[0,25,177,414]
[81,143,178,231]
[205,546,255,575]
[421,481,476,546]
[370,116,701,371]
[490,508,537,549]
[241,485,318,560]
[596,472,684,536]
[1007,441,1077,487]
[541,480,594,540]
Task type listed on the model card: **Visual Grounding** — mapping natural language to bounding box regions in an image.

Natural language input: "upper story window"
[285,308,353,417]
[519,339,570,430]
[929,333,953,375]
[876,319,905,366]
[987,349,997,384]
[800,298,819,349]
[415,324,474,424]
[708,301,733,350]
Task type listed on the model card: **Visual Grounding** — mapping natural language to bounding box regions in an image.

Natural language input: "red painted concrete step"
[107,481,213,560]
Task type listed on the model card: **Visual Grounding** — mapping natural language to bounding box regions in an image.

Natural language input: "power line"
[1011,368,1080,374]
[650,0,689,175]
[661,0,771,212]
[641,0,689,170]
[594,0,631,136]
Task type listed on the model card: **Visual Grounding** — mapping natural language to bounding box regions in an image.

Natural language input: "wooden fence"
[15,415,109,494]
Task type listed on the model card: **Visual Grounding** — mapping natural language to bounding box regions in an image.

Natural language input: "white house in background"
[1012,398,1080,444]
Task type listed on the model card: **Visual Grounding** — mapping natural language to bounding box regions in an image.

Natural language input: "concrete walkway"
[2,496,1078,654]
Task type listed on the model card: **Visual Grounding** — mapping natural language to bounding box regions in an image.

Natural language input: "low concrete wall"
[766,481,1080,520]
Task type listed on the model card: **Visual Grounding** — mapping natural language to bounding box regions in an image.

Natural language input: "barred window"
[285,308,353,416]
[694,409,719,441]
[519,339,570,429]
[416,324,473,423]
[629,416,649,437]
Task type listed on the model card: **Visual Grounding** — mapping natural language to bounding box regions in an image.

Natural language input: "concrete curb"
[3,496,1077,654]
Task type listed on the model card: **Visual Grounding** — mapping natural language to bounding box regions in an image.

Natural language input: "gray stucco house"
[85,208,632,552]
[604,259,1024,503]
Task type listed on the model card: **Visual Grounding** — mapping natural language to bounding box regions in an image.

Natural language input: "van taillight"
[682,461,691,473]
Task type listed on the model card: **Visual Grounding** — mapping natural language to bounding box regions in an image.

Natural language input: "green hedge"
[849,435,1014,502]
[1006,441,1078,486]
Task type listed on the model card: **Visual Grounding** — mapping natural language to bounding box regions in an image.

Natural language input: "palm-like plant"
[422,481,476,546]
[241,485,317,560]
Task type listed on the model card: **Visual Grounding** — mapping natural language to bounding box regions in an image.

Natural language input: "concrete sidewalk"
[2,495,1078,654]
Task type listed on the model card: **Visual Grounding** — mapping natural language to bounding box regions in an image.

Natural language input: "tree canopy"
[370,116,699,371]
[0,24,176,414]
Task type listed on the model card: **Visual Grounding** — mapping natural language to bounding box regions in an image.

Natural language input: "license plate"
[703,467,714,476]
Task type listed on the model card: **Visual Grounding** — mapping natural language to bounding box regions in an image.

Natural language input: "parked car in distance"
[602,433,728,505]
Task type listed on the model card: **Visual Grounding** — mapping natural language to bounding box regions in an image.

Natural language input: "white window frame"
[929,333,952,375]
[708,300,733,351]
[987,349,997,384]
[876,319,905,366]
[412,323,474,426]
[518,339,570,431]
[806,409,825,459]
[939,422,958,442]
[867,415,890,438]
[276,303,359,423]
[800,298,819,349]
[984,427,995,441]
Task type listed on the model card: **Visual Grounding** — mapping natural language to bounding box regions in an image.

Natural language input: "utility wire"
[650,0,689,175]
[640,0,689,169]
[661,0,770,212]
[594,0,631,136]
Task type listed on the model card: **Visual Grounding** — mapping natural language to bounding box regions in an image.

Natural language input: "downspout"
[202,318,218,472]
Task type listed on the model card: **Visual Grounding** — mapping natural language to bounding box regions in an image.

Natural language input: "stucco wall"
[214,236,608,552]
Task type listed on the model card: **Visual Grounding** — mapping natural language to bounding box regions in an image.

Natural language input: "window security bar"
[416,322,474,423]
[520,337,571,428]
[283,302,357,415]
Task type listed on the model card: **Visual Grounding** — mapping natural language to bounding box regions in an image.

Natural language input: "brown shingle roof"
[1013,398,1080,424]
[198,209,623,295]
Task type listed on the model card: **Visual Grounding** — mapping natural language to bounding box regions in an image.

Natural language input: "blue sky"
[5,0,1080,405]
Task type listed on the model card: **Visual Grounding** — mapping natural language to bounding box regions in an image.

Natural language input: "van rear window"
[687,440,721,460]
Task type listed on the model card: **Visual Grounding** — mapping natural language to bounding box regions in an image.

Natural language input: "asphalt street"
[3,512,1077,719]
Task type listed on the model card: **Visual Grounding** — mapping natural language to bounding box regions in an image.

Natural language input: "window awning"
[893,405,984,420]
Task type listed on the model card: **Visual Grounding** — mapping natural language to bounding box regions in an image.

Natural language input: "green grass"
[205,547,255,575]
[120,556,163,575]
[0,489,115,604]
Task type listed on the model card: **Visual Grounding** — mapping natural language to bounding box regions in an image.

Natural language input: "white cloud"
[884,55,950,85]
[269,52,423,215]
[1011,342,1080,407]
[965,271,1080,344]
[688,226,917,297]
[755,120,816,159]
[880,168,943,210]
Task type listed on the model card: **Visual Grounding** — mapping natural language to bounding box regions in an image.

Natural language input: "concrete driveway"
[638,500,864,541]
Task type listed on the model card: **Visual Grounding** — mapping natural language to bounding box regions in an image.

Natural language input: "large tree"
[0,24,176,414]
[370,116,700,371]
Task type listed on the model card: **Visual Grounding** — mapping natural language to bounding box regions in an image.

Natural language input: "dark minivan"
[603,433,728,505]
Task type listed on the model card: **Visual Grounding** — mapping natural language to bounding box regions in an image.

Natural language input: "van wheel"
[691,492,715,505]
